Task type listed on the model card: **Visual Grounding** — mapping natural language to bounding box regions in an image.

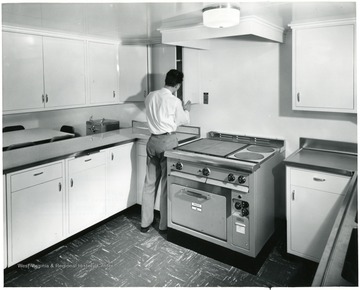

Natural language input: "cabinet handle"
[70,178,74,187]
[42,94,45,103]
[111,153,114,160]
[33,172,43,176]
[84,158,92,162]
[46,94,48,103]
[59,182,62,191]
[297,92,300,102]
[292,190,295,200]
[113,91,116,98]
[313,177,326,182]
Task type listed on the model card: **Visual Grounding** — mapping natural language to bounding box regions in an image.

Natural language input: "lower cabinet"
[4,142,138,267]
[286,167,351,262]
[6,161,66,266]
[136,140,160,211]
[67,151,106,235]
[103,142,137,217]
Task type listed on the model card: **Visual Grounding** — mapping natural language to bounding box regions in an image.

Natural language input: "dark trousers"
[141,133,178,230]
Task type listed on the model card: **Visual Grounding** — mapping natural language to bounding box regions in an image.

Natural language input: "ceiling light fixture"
[202,3,240,28]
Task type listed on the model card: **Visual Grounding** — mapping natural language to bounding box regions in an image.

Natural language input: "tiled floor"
[4,205,318,287]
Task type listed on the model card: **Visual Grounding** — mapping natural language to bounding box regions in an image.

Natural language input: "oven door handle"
[183,190,209,200]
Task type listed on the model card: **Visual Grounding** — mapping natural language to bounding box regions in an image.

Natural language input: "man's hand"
[183,100,192,112]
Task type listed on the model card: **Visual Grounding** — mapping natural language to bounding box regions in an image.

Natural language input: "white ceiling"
[2,2,356,41]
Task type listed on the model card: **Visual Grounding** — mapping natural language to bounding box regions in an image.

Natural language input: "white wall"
[189,34,357,157]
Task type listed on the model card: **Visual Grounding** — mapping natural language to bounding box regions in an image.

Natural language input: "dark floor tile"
[4,206,317,287]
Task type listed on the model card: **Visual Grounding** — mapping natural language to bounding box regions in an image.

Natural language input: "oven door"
[170,181,228,241]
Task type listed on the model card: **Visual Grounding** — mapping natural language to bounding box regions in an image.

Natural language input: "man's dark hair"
[165,69,184,87]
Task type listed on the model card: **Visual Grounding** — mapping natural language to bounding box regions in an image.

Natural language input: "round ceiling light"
[202,4,240,28]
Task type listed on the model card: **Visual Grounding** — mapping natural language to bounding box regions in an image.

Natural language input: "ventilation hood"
[159,15,284,49]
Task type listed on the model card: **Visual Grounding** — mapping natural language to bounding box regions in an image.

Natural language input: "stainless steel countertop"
[3,127,199,174]
[284,148,357,176]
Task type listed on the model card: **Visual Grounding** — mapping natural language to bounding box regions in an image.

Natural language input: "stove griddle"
[178,138,248,157]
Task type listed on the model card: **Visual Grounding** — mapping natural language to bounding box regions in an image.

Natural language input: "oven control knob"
[234,201,242,210]
[228,173,236,182]
[175,162,183,170]
[238,176,246,184]
[202,167,211,176]
[241,208,249,217]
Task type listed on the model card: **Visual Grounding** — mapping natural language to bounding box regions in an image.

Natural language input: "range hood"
[159,15,284,49]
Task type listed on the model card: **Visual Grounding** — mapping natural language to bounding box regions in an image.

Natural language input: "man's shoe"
[140,220,156,233]
[140,226,151,233]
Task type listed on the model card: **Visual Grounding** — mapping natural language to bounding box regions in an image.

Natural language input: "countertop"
[2,127,199,174]
[284,148,357,176]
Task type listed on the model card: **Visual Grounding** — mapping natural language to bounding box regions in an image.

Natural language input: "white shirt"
[145,88,190,135]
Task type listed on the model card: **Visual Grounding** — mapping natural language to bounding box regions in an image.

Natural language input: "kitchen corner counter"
[3,127,199,174]
[284,148,357,176]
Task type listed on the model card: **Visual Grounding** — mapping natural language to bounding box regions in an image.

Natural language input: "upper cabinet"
[3,31,86,113]
[119,44,148,102]
[43,36,86,108]
[291,19,356,113]
[3,32,44,112]
[88,41,120,104]
[149,44,201,104]
[2,28,151,114]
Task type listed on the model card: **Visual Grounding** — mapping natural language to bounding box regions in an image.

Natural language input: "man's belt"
[151,132,175,136]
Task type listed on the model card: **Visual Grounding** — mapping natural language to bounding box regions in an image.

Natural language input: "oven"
[165,132,285,258]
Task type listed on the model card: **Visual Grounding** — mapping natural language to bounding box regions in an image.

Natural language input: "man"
[141,69,191,233]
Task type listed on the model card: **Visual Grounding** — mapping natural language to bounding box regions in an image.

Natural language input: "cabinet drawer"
[68,151,106,174]
[10,161,63,192]
[290,167,350,194]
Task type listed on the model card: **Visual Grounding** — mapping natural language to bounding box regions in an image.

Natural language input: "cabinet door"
[293,23,355,112]
[149,44,176,92]
[105,143,136,217]
[88,41,119,104]
[119,44,148,102]
[43,36,86,108]
[3,31,45,111]
[8,177,64,266]
[68,160,106,235]
[288,185,345,262]
[182,48,201,104]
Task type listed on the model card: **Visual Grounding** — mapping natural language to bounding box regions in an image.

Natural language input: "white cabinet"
[67,152,106,235]
[3,32,44,111]
[149,44,176,92]
[88,41,120,104]
[286,167,351,262]
[43,36,86,108]
[2,31,86,113]
[136,140,160,210]
[149,44,201,104]
[6,161,65,266]
[291,19,356,113]
[103,142,137,217]
[119,44,148,102]
[182,48,202,104]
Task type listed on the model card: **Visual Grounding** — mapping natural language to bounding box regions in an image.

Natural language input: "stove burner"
[234,152,264,160]
[247,146,275,153]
